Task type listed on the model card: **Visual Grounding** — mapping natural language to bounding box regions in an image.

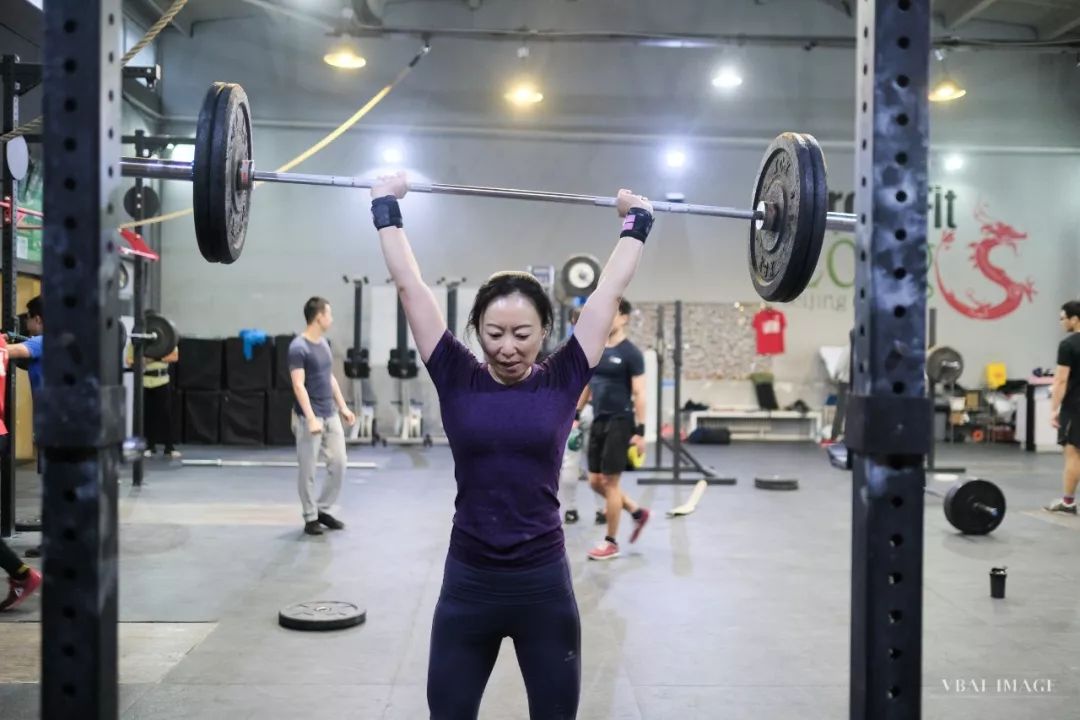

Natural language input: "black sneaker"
[318,512,345,530]
[594,511,607,526]
[304,520,324,536]
[564,509,579,524]
[25,546,42,558]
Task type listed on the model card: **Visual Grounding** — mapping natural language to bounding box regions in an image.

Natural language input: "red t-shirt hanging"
[752,308,786,355]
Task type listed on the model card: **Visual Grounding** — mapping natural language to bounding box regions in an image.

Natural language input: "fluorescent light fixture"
[170,143,196,163]
[324,39,367,70]
[944,154,964,172]
[929,78,966,102]
[505,83,544,106]
[664,148,687,169]
[381,146,404,165]
[711,66,743,90]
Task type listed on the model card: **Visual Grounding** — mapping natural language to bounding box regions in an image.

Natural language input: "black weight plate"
[748,133,819,302]
[561,254,601,297]
[193,83,253,264]
[794,133,828,299]
[123,185,161,221]
[278,601,366,631]
[754,476,799,490]
[944,478,1005,535]
[927,346,964,384]
[193,83,224,263]
[143,313,178,360]
[208,83,253,264]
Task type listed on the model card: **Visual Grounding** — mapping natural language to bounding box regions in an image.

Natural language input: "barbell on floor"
[117,82,858,303]
[826,443,1006,535]
[926,478,1006,536]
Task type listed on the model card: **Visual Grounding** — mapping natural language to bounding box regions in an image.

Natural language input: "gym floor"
[0,441,1076,719]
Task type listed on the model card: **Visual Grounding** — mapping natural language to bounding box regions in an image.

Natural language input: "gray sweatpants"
[294,414,346,522]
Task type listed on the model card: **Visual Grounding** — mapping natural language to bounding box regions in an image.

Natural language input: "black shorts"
[587,415,634,476]
[1059,410,1080,448]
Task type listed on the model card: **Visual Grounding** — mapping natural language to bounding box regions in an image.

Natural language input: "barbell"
[826,443,1006,535]
[5,314,176,362]
[926,479,1006,536]
[119,312,179,360]
[118,82,858,303]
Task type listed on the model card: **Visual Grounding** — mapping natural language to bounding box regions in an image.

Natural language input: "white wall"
[149,0,1080,425]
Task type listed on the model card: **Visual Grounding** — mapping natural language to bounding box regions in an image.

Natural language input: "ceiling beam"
[1037,10,1080,39]
[941,0,1001,30]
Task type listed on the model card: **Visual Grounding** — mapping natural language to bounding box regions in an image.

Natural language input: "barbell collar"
[118,159,858,232]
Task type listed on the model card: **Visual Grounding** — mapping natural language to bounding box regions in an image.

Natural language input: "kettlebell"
[626,444,646,470]
[567,427,583,452]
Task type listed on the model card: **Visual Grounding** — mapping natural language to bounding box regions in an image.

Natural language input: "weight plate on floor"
[278,601,367,631]
[748,132,825,302]
[754,476,799,490]
[142,312,178,360]
[943,478,1005,535]
[193,82,253,264]
[561,254,601,297]
[123,185,161,221]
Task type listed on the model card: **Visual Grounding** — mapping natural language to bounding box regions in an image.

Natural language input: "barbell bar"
[116,82,859,302]
[118,156,857,232]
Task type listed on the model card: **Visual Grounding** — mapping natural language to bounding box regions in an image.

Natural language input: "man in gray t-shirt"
[288,297,356,535]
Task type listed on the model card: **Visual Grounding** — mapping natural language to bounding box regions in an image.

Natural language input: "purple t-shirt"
[425,330,593,569]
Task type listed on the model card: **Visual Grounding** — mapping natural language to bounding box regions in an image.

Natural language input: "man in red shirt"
[0,335,42,611]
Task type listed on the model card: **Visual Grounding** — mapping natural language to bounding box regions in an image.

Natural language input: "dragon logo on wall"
[934,202,1035,320]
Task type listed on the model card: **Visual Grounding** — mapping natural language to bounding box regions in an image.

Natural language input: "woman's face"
[479,292,546,384]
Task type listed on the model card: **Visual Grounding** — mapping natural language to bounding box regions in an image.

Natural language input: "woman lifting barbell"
[368,170,652,718]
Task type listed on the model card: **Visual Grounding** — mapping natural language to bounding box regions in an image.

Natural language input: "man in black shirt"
[1046,300,1080,514]
[579,299,650,560]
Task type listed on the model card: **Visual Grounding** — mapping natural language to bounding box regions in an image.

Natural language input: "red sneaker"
[587,541,619,561]
[1,567,42,612]
[629,507,651,544]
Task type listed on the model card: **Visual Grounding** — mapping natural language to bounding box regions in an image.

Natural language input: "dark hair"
[1063,301,1080,321]
[468,272,553,337]
[618,298,632,316]
[303,296,330,325]
[26,295,42,320]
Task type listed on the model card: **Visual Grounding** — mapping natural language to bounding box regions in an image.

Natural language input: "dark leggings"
[0,540,24,577]
[144,384,176,452]
[428,554,580,719]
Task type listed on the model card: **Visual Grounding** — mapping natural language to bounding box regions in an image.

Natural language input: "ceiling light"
[664,148,687,169]
[505,83,543,107]
[711,66,743,90]
[944,154,964,172]
[324,39,367,70]
[381,146,404,165]
[929,78,966,102]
